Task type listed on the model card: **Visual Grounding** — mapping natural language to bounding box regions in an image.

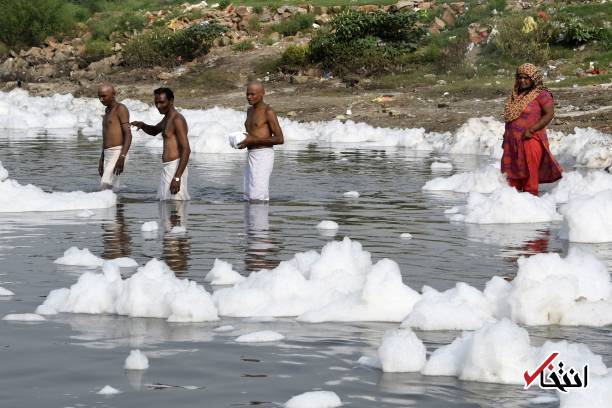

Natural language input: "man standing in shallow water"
[237,81,284,202]
[98,84,132,190]
[131,87,191,201]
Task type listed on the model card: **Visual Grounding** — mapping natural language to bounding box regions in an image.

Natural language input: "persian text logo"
[524,352,589,392]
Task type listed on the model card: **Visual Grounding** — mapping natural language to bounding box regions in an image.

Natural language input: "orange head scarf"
[503,63,546,123]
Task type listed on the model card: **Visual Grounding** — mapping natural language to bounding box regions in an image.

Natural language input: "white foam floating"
[0,161,116,213]
[2,90,611,166]
[97,385,120,395]
[205,259,245,286]
[54,247,138,268]
[316,220,339,230]
[235,330,285,343]
[284,390,342,408]
[2,313,46,321]
[124,350,149,370]
[0,286,14,296]
[141,221,159,232]
[36,259,219,323]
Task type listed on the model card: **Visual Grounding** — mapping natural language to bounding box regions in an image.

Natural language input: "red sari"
[501,90,563,195]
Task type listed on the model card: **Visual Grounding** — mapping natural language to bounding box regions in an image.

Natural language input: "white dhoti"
[100,146,125,189]
[157,159,190,201]
[244,147,274,201]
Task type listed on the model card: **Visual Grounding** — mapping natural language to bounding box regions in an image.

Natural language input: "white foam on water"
[401,283,495,331]
[447,186,562,224]
[97,385,120,395]
[423,165,505,194]
[343,191,360,198]
[0,286,14,296]
[550,170,612,204]
[2,91,610,166]
[205,259,245,285]
[430,161,454,172]
[421,319,608,384]
[284,390,342,408]
[561,190,612,243]
[36,259,219,322]
[54,247,138,268]
[77,209,95,218]
[0,161,116,213]
[141,221,159,232]
[213,325,236,332]
[213,238,420,322]
[2,313,46,321]
[168,226,187,234]
[559,372,612,407]
[235,330,285,343]
[124,350,149,370]
[316,220,339,230]
[399,233,412,239]
[377,328,427,373]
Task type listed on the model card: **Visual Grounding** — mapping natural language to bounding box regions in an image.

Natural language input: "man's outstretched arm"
[131,119,163,136]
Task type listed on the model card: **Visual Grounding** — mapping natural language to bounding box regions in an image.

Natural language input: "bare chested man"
[237,81,284,202]
[98,84,132,190]
[131,87,191,201]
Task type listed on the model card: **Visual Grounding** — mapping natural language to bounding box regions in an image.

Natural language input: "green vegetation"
[83,39,113,62]
[232,40,255,52]
[309,10,426,74]
[280,44,310,67]
[123,22,226,68]
[272,13,316,37]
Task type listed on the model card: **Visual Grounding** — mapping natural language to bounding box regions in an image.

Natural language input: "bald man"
[237,81,284,202]
[98,84,132,190]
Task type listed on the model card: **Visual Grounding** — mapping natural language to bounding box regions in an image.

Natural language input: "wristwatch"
[174,177,180,182]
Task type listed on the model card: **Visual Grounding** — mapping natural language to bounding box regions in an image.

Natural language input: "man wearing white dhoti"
[98,84,132,190]
[131,87,191,201]
[237,81,284,202]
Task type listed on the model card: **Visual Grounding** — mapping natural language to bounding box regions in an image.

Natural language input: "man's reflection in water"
[160,200,191,274]
[102,203,131,260]
[244,202,280,272]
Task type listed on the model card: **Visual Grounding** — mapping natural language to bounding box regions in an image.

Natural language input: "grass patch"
[232,40,255,52]
[272,13,315,37]
[83,39,113,62]
[123,22,226,68]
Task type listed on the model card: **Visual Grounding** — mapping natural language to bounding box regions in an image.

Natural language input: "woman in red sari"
[501,63,563,195]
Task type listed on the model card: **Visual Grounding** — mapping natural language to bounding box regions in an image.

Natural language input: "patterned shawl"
[503,63,546,123]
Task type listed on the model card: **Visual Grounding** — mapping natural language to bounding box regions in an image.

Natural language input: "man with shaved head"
[98,83,132,190]
[237,80,284,202]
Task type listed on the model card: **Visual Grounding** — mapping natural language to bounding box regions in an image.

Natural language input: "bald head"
[246,81,265,106]
[98,83,116,107]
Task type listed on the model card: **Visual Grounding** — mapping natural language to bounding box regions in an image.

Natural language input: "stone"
[86,56,114,76]
[418,2,433,10]
[0,58,15,80]
[269,32,280,42]
[358,5,379,12]
[315,14,331,25]
[291,75,308,84]
[29,63,57,80]
[432,17,446,31]
[441,8,456,26]
[158,72,172,80]
[449,2,466,14]
[235,6,251,17]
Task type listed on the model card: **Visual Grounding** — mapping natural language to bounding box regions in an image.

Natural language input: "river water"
[0,133,609,407]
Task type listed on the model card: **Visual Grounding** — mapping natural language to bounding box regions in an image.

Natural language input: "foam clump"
[422,319,608,384]
[36,259,219,322]
[423,165,505,194]
[205,259,245,285]
[169,226,186,234]
[561,190,612,243]
[97,385,120,395]
[284,391,342,408]
[0,162,116,213]
[54,247,138,268]
[559,372,612,407]
[213,325,235,332]
[124,350,149,370]
[430,161,454,172]
[77,209,94,218]
[401,282,495,331]
[493,248,612,326]
[550,170,612,204]
[377,329,426,372]
[400,233,412,239]
[141,221,159,232]
[343,191,360,198]
[213,238,420,322]
[0,286,14,296]
[316,220,339,230]
[2,313,46,321]
[235,330,285,343]
[447,186,561,224]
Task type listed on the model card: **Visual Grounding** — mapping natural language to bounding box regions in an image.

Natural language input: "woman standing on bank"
[501,63,563,195]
